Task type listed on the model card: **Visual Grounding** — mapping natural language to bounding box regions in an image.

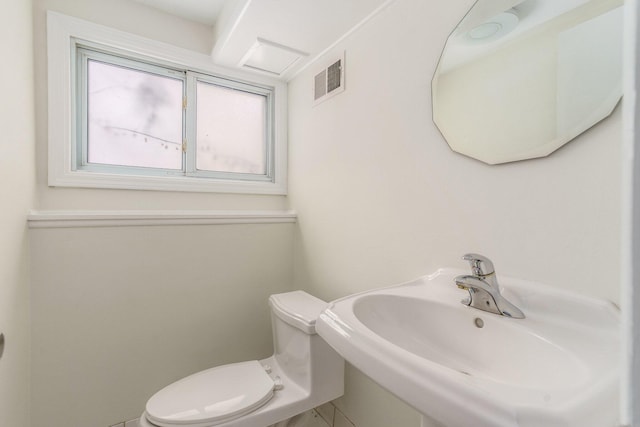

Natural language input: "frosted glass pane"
[196,82,266,174]
[87,60,183,170]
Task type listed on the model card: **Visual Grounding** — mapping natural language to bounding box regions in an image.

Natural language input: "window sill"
[49,169,287,195]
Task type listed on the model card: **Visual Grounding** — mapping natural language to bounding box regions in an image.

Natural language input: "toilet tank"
[268,291,344,398]
[269,290,325,335]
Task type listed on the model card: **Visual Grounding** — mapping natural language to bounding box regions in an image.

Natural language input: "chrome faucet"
[454,253,525,319]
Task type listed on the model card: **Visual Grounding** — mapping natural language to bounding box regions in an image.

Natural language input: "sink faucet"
[454,253,525,319]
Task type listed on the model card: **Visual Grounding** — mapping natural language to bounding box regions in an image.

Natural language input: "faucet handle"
[462,253,495,277]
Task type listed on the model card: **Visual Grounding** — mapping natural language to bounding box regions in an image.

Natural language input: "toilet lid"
[145,360,276,426]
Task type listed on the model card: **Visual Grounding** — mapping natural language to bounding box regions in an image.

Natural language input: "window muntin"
[76,46,274,181]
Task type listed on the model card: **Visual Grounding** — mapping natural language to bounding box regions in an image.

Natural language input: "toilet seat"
[145,360,277,427]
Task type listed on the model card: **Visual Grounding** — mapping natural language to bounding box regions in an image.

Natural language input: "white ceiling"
[134,0,228,26]
[133,0,391,80]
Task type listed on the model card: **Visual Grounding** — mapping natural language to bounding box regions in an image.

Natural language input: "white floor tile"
[315,403,335,425]
[334,409,355,427]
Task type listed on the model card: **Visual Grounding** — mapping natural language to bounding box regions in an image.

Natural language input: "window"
[77,47,274,181]
[80,51,186,172]
[193,77,269,177]
[48,12,287,194]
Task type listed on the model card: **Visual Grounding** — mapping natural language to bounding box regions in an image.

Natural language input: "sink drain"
[474,318,484,328]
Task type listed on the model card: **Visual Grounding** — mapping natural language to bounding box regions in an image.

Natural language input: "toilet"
[138,291,344,427]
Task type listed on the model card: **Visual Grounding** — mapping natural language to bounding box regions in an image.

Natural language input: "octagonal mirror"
[432,0,623,165]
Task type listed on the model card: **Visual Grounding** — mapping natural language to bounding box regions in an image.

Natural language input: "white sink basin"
[316,268,619,427]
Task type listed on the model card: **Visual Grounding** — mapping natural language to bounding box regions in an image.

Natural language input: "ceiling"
[132,0,391,80]
[134,0,228,25]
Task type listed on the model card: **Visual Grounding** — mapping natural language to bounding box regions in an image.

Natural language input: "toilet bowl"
[138,291,344,427]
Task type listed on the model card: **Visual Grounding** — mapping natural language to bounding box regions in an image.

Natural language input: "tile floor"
[113,402,354,427]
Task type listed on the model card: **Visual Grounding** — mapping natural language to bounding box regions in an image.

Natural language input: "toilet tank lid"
[269,291,327,334]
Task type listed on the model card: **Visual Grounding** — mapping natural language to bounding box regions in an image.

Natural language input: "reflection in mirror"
[432,0,623,165]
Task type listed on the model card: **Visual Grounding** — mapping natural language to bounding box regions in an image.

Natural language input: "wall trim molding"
[27,210,297,228]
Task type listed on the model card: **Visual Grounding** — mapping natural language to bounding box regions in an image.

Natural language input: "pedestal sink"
[315,268,619,427]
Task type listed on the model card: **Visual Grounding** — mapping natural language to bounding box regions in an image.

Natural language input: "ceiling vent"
[313,52,345,105]
[240,38,308,77]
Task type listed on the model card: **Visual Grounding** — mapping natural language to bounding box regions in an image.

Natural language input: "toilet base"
[269,409,330,427]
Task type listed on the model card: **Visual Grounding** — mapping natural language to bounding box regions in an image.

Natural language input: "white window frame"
[47,11,288,194]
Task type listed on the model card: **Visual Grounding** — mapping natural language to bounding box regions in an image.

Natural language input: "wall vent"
[313,52,345,105]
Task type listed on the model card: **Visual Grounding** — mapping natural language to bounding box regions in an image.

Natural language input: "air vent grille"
[327,60,342,93]
[313,52,345,105]
[314,70,327,100]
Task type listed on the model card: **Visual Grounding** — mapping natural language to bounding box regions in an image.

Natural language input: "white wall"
[29,1,294,426]
[30,223,293,427]
[0,1,36,426]
[287,0,623,425]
